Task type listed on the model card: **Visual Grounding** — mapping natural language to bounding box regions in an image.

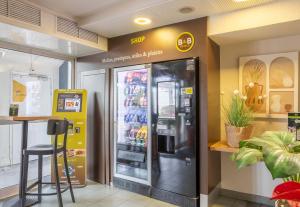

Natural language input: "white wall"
[220,34,300,197]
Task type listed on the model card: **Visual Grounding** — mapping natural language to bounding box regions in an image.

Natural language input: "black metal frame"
[20,119,75,207]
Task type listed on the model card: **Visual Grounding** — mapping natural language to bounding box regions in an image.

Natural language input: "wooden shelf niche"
[209,141,239,153]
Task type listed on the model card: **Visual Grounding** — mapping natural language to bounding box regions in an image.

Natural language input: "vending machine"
[52,89,87,187]
[151,58,199,206]
[113,64,151,185]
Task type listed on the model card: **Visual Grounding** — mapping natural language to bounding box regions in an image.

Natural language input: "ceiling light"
[179,7,195,14]
[134,17,152,25]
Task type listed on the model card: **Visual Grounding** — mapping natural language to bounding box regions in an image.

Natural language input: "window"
[0,48,73,191]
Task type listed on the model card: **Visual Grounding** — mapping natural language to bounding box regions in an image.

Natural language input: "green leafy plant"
[223,91,253,127]
[232,131,300,181]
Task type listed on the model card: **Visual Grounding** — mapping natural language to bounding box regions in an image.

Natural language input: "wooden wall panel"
[77,17,221,195]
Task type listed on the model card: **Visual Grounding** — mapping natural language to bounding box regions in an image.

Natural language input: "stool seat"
[26,144,64,155]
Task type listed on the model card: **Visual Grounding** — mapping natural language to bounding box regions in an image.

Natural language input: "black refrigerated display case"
[151,58,199,206]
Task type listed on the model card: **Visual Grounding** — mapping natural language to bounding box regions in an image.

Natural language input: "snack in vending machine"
[139,112,147,124]
[134,114,139,122]
[143,86,147,95]
[125,72,133,84]
[133,85,139,94]
[129,128,135,139]
[124,98,128,107]
[125,85,129,95]
[131,97,138,106]
[141,73,147,84]
[140,97,145,106]
[129,85,134,95]
[124,113,133,123]
[136,127,142,140]
[137,126,148,143]
[126,98,132,106]
[132,72,141,83]
[138,113,143,124]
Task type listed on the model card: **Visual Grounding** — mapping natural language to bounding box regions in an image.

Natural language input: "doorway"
[80,69,110,184]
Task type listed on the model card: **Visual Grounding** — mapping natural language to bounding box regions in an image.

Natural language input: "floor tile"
[0,182,272,207]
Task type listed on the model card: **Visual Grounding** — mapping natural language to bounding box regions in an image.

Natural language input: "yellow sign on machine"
[52,89,87,187]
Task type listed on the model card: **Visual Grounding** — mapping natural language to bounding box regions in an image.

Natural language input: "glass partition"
[158,81,176,119]
[113,64,151,185]
[0,48,72,192]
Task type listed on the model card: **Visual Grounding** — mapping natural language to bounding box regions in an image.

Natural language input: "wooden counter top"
[0,116,62,124]
[209,141,239,153]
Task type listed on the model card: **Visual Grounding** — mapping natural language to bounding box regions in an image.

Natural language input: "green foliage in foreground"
[232,131,300,180]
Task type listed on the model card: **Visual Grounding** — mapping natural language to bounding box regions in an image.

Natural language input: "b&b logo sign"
[176,32,194,52]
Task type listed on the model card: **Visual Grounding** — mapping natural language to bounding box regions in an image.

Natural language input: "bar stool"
[21,119,75,207]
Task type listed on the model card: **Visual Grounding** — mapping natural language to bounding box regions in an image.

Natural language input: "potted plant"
[273,181,300,207]
[232,131,300,206]
[223,90,253,147]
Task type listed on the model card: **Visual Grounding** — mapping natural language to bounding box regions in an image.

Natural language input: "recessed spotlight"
[134,17,152,25]
[179,6,195,14]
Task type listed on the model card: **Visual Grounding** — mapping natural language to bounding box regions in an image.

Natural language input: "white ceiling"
[0,22,102,57]
[28,0,277,38]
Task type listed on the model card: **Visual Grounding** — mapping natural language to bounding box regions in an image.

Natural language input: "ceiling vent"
[0,0,8,16]
[79,28,98,43]
[57,17,78,37]
[0,0,41,26]
[57,16,98,44]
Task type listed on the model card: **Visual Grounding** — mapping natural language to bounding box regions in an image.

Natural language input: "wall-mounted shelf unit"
[209,141,239,153]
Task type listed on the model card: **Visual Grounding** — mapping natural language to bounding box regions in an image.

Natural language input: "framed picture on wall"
[239,52,298,118]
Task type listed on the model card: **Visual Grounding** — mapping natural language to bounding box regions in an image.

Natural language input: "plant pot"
[225,124,253,148]
[276,200,290,207]
[275,200,300,207]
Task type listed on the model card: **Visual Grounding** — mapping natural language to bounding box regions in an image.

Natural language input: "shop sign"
[176,32,194,52]
[131,35,146,45]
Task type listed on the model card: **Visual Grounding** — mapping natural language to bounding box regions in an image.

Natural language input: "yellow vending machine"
[52,89,87,187]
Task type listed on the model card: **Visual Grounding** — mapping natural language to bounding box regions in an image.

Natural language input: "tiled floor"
[0,181,176,207]
[0,181,271,207]
[211,196,272,207]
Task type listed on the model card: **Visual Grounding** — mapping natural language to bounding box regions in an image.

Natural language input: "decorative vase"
[225,124,254,148]
[271,95,281,113]
[245,82,263,112]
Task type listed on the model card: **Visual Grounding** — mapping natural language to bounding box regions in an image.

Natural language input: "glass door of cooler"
[113,64,151,185]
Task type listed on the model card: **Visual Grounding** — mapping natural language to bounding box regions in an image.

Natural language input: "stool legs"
[21,154,29,207]
[21,154,74,207]
[53,153,63,207]
[63,150,75,203]
[37,155,43,203]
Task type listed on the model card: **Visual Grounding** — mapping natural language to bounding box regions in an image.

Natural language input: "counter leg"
[19,121,29,199]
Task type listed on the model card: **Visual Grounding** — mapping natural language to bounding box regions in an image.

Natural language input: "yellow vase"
[245,83,263,112]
